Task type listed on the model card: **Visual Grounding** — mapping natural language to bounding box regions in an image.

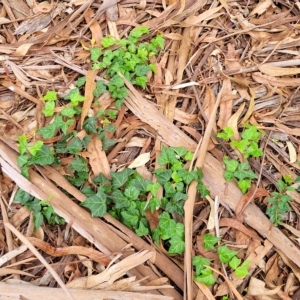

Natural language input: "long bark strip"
[184,85,223,300]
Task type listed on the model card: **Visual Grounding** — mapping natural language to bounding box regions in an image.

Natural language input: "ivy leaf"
[67,137,83,154]
[168,235,185,254]
[75,76,86,87]
[111,189,130,209]
[61,106,78,118]
[192,256,211,275]
[159,212,176,240]
[111,168,135,189]
[151,34,165,49]
[194,268,216,286]
[90,48,102,62]
[93,80,107,97]
[64,88,80,100]
[153,169,172,185]
[229,256,241,270]
[158,146,177,165]
[121,210,139,228]
[33,211,44,231]
[203,234,221,250]
[84,116,97,134]
[130,26,149,39]
[28,141,43,156]
[184,151,193,161]
[101,36,115,48]
[61,119,74,135]
[223,156,239,172]
[242,125,261,141]
[135,76,148,89]
[14,189,33,205]
[223,170,234,182]
[81,188,107,217]
[69,156,88,172]
[18,135,28,155]
[146,182,161,197]
[43,91,57,101]
[136,220,149,236]
[17,154,29,168]
[42,101,55,117]
[196,182,210,197]
[235,260,250,277]
[124,186,140,200]
[38,123,56,139]
[218,245,238,263]
[27,145,55,166]
[217,127,234,141]
[238,179,251,194]
[70,92,86,106]
[230,140,249,153]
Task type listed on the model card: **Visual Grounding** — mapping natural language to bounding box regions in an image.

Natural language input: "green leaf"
[33,211,44,231]
[184,151,193,161]
[124,186,140,200]
[153,168,172,185]
[70,92,86,106]
[90,48,102,62]
[151,34,165,49]
[18,135,28,155]
[130,26,149,39]
[111,168,135,189]
[42,101,55,117]
[242,125,261,141]
[235,260,250,277]
[223,156,239,172]
[64,88,80,100]
[135,65,150,76]
[136,220,149,236]
[159,212,176,240]
[147,197,161,213]
[111,189,130,209]
[37,123,56,139]
[192,256,211,275]
[69,156,88,172]
[196,182,210,197]
[84,116,97,134]
[43,91,57,101]
[229,256,241,270]
[93,80,107,97]
[75,76,86,87]
[158,146,177,165]
[66,137,83,154]
[14,189,33,205]
[17,154,29,168]
[230,139,249,153]
[28,141,43,156]
[217,127,234,141]
[173,222,184,237]
[146,182,161,197]
[168,235,185,254]
[108,75,124,88]
[203,234,220,250]
[244,141,263,158]
[223,170,234,182]
[27,145,55,166]
[135,76,148,89]
[194,268,216,286]
[121,210,139,228]
[238,179,251,194]
[101,36,115,48]
[81,188,107,217]
[164,182,176,197]
[61,106,78,118]
[218,245,238,263]
[61,119,74,135]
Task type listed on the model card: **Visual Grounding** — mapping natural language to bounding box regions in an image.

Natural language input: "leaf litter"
[0,0,300,299]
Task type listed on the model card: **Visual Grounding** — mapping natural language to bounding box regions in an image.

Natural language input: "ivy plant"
[14,189,65,231]
[193,233,250,286]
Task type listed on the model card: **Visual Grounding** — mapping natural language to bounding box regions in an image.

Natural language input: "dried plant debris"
[1,0,300,299]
